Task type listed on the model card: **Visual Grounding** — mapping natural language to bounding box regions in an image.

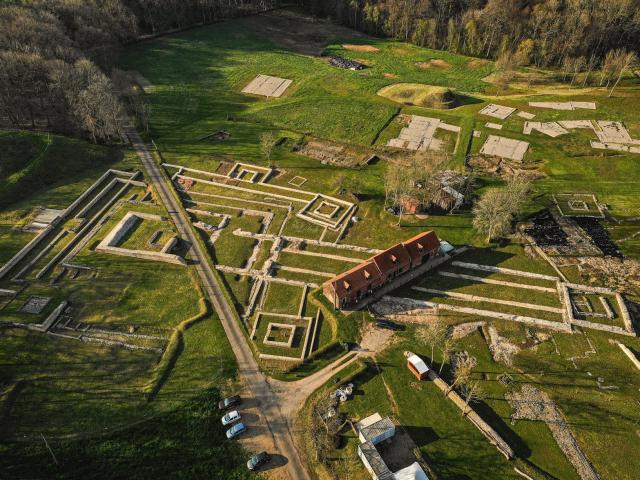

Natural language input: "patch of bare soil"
[359,321,396,355]
[384,72,399,78]
[415,59,451,69]
[468,59,490,69]
[342,44,379,52]
[297,138,377,167]
[240,9,369,56]
[507,385,601,480]
[467,154,545,179]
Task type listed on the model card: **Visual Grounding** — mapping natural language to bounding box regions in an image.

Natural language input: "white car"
[221,410,241,426]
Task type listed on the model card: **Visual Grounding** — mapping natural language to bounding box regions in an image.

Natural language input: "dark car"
[247,451,272,471]
[376,320,404,331]
[218,395,241,411]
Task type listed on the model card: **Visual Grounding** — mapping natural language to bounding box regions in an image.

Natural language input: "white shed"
[394,462,429,480]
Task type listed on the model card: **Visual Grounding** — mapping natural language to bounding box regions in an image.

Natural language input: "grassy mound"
[377,83,458,108]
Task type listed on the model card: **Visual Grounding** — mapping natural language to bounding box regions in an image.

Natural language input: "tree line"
[298,0,640,69]
[0,0,277,143]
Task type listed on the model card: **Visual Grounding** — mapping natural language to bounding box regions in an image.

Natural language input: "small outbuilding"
[406,353,430,380]
[393,462,430,480]
[357,413,396,445]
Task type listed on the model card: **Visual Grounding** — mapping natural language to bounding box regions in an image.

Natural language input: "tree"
[460,380,485,416]
[608,49,637,97]
[446,352,476,396]
[416,320,447,365]
[439,336,456,374]
[472,176,531,243]
[260,131,278,166]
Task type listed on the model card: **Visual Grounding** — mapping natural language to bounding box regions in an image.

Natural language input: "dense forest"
[300,0,640,67]
[0,0,277,141]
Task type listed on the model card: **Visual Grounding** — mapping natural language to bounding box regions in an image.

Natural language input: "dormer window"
[343,281,351,291]
[390,254,397,263]
[364,270,371,279]
[417,242,424,251]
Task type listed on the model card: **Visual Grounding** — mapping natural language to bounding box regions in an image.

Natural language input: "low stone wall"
[258,353,302,362]
[569,318,635,336]
[96,245,186,265]
[380,296,572,333]
[160,236,178,253]
[427,369,514,460]
[0,224,56,280]
[616,293,636,335]
[618,343,640,371]
[39,301,68,332]
[451,261,558,281]
[95,211,186,266]
[263,322,296,348]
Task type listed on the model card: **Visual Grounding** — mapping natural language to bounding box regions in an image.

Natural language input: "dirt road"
[126,128,309,480]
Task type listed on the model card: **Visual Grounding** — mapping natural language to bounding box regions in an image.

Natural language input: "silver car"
[221,410,241,426]
[226,422,246,439]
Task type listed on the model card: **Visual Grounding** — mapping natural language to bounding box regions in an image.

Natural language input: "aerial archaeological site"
[1,1,640,479]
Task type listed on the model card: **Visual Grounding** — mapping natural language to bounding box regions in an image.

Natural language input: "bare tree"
[439,336,457,374]
[446,353,476,396]
[608,49,637,97]
[460,380,486,416]
[416,320,447,365]
[260,131,278,167]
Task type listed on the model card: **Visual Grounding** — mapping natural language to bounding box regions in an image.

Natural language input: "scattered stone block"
[517,111,535,120]
[479,104,516,120]
[485,122,503,130]
[528,101,596,110]
[242,74,292,98]
[20,295,51,314]
[523,121,569,138]
[386,115,459,152]
[558,120,593,129]
[480,135,529,162]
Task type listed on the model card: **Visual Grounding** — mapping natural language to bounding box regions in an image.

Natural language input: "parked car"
[376,320,404,331]
[218,395,241,411]
[226,422,247,439]
[221,410,241,426]
[247,451,272,471]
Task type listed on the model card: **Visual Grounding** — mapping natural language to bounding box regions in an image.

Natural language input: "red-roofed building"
[403,231,441,268]
[323,231,441,309]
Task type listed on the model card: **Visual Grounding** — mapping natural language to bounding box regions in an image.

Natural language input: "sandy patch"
[384,72,399,78]
[342,44,379,52]
[416,59,451,69]
[468,59,490,69]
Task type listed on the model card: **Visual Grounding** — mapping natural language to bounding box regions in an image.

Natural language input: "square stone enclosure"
[288,176,307,187]
[263,322,297,348]
[554,193,604,218]
[20,295,51,314]
[314,201,340,219]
